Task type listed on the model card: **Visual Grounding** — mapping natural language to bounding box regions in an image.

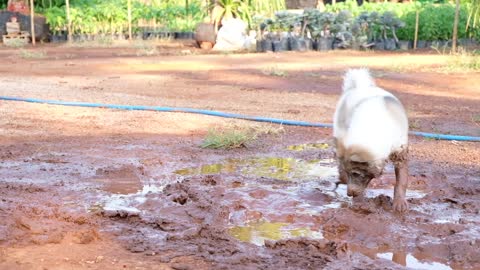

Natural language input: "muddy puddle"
[287,143,329,151]
[174,157,338,181]
[228,221,323,246]
[351,244,453,270]
[77,152,479,270]
[377,252,452,270]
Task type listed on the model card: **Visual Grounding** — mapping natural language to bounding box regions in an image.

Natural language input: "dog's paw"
[393,198,409,213]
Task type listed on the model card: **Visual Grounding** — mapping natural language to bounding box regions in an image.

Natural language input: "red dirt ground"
[0,41,479,270]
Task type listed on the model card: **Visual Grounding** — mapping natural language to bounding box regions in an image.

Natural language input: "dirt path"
[0,43,479,270]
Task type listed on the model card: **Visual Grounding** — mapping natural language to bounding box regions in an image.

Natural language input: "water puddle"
[287,143,329,151]
[334,184,427,199]
[174,157,337,181]
[96,184,163,215]
[97,176,143,195]
[95,166,143,194]
[352,245,452,270]
[377,252,452,270]
[228,221,323,246]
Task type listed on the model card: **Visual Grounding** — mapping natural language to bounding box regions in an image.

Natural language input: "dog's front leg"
[393,158,409,213]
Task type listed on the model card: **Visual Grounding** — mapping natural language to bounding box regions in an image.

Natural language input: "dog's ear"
[368,160,385,177]
[334,138,346,158]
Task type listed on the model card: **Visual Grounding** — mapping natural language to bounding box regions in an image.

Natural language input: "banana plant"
[211,0,252,31]
[44,6,66,35]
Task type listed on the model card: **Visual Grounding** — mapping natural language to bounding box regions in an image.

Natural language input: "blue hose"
[1,96,479,142]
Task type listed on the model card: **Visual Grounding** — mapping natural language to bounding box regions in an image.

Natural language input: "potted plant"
[256,18,274,52]
[347,12,378,50]
[310,11,336,51]
[45,6,67,42]
[378,11,405,51]
[331,10,353,50]
[271,11,294,52]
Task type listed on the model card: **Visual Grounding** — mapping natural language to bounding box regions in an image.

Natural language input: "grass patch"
[388,63,425,73]
[409,119,421,130]
[4,38,28,48]
[201,128,254,149]
[201,123,284,149]
[65,36,115,48]
[473,114,480,124]
[443,49,480,72]
[18,49,47,59]
[135,43,159,56]
[261,66,288,77]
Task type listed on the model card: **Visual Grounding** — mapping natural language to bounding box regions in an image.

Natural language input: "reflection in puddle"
[377,252,452,270]
[334,184,427,199]
[287,143,329,151]
[174,157,337,181]
[229,221,323,246]
[101,184,163,214]
[352,245,452,270]
[365,188,427,199]
[95,166,143,194]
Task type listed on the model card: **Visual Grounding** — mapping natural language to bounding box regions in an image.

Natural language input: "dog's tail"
[342,68,376,92]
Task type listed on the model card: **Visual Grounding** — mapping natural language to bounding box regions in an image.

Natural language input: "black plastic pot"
[80,34,89,41]
[416,40,427,49]
[175,32,194,39]
[142,32,152,40]
[398,40,412,50]
[375,40,385,50]
[273,38,289,52]
[458,38,477,47]
[158,32,173,39]
[288,37,308,51]
[431,40,441,48]
[50,33,67,43]
[258,39,273,52]
[256,40,262,52]
[384,38,397,50]
[317,37,334,51]
[72,34,82,42]
[305,38,313,50]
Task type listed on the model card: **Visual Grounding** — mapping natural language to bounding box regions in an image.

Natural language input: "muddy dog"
[333,68,409,212]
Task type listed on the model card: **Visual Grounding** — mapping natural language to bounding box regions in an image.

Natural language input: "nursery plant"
[44,6,66,35]
[379,11,405,43]
[211,0,252,31]
[330,10,353,49]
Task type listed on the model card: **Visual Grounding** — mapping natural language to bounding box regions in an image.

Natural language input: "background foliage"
[1,0,479,40]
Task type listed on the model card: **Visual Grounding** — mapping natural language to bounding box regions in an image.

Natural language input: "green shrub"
[44,6,67,35]
[411,4,469,41]
[326,0,477,41]
[42,0,205,35]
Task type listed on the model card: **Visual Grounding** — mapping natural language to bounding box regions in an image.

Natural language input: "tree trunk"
[452,0,460,52]
[30,0,35,45]
[128,0,132,40]
[65,0,72,42]
[414,10,419,49]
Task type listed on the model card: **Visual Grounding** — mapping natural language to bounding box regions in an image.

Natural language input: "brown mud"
[0,42,479,269]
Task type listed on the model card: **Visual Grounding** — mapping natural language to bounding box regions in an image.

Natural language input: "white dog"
[333,68,409,212]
